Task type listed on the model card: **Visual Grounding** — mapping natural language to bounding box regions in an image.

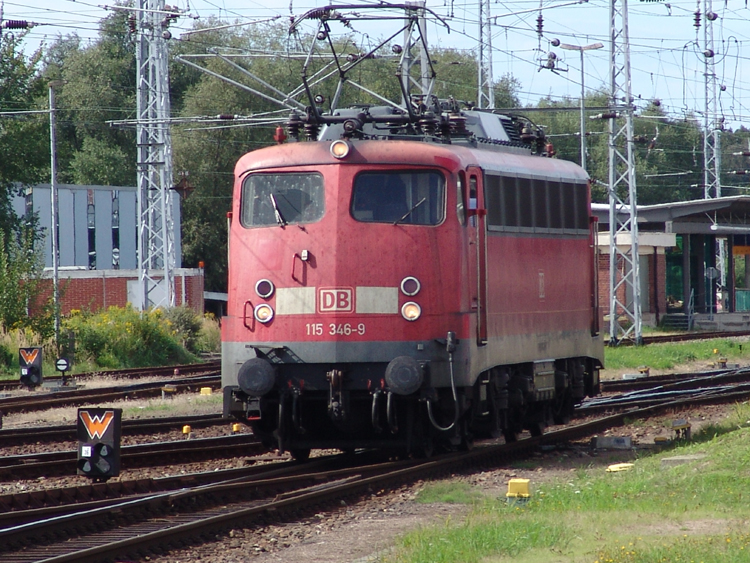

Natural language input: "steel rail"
[0,375,219,415]
[0,433,263,480]
[0,360,221,391]
[0,414,226,447]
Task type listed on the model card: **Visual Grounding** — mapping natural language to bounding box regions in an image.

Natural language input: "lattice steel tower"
[135,0,176,309]
[477,0,494,109]
[702,0,721,200]
[608,0,642,344]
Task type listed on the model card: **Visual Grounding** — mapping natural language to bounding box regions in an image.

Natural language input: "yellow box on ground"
[506,478,531,498]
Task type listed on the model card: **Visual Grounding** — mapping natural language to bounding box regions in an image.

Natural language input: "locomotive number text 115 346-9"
[306,323,366,336]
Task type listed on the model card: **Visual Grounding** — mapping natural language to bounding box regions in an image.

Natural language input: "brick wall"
[33,269,204,315]
[597,249,668,324]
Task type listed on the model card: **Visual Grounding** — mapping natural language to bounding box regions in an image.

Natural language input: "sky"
[3,0,750,131]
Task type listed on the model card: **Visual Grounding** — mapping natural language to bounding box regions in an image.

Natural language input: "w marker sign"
[80,410,116,440]
[77,408,122,481]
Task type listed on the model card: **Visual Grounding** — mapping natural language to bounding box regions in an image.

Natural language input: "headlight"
[255,279,275,299]
[400,276,421,296]
[401,302,421,321]
[330,139,350,159]
[254,304,274,323]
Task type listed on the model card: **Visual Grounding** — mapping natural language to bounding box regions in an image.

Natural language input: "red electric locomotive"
[222,103,604,459]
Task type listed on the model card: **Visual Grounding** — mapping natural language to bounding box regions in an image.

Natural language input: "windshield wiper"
[394,197,426,225]
[270,194,286,226]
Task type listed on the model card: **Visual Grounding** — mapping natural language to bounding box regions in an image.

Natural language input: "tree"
[43,10,137,186]
[0,32,48,231]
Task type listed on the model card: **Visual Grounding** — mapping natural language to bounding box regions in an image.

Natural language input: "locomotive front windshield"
[351,171,445,225]
[241,173,324,227]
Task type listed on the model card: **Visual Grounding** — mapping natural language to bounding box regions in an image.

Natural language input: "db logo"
[319,288,353,313]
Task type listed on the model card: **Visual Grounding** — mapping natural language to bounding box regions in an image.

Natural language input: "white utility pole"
[559,41,604,172]
[49,80,64,348]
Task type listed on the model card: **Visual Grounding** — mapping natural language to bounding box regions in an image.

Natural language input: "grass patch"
[604,337,750,371]
[416,481,486,505]
[382,402,750,563]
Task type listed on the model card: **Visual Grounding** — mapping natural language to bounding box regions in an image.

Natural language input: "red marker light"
[274,126,287,144]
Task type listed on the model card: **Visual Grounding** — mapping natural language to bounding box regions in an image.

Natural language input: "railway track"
[600,368,735,393]
[0,360,221,392]
[0,373,219,415]
[584,367,750,413]
[0,433,265,480]
[0,413,227,447]
[3,386,749,563]
[610,329,750,347]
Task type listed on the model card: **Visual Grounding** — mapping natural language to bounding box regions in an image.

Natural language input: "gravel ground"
[0,374,743,562]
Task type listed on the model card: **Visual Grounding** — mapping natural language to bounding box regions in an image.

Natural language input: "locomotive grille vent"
[498,117,524,144]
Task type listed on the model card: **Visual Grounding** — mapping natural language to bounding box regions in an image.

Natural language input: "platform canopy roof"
[592,196,750,235]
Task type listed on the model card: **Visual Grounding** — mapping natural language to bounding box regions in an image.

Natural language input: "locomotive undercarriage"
[225,354,599,459]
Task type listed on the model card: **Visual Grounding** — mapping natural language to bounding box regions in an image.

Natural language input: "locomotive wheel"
[416,435,434,458]
[528,421,545,438]
[502,429,517,443]
[552,388,573,425]
[459,420,474,451]
[290,448,311,462]
[460,433,474,451]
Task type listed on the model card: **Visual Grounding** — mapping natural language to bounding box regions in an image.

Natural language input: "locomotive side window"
[351,171,445,225]
[517,178,533,229]
[532,179,548,231]
[485,173,589,236]
[548,181,563,229]
[561,182,577,232]
[241,173,324,227]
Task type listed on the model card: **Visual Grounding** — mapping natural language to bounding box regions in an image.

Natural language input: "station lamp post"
[552,40,604,172]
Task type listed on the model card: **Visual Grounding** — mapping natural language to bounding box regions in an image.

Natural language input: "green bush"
[0,341,13,368]
[163,305,203,353]
[162,306,221,354]
[64,305,197,368]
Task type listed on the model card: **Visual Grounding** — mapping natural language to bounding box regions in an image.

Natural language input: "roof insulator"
[3,20,30,29]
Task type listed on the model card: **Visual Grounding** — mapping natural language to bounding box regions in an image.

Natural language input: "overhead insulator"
[127,15,136,33]
[304,122,320,141]
[720,84,727,91]
[550,38,560,47]
[316,31,327,41]
[653,99,661,107]
[536,14,543,36]
[218,114,235,120]
[694,10,701,29]
[3,20,30,29]
[706,12,718,21]
[704,49,714,58]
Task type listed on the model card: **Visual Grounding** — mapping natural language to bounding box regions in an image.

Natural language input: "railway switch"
[19,347,43,388]
[77,408,122,481]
